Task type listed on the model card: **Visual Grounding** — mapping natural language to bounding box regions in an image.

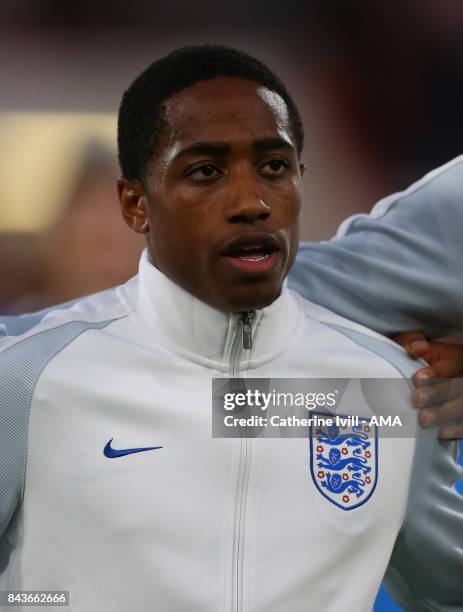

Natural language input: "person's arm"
[289,155,463,337]
[383,432,463,610]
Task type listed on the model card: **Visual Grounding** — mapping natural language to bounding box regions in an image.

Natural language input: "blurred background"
[0,2,462,609]
[1,0,463,313]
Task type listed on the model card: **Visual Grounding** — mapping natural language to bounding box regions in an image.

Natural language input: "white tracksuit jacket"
[0,250,462,612]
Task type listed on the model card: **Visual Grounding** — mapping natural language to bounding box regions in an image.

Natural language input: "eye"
[259,159,290,175]
[187,164,221,181]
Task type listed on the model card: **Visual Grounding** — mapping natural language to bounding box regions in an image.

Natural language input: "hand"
[394,331,463,440]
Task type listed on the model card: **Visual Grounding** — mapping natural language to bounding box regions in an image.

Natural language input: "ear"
[117,178,150,234]
[299,162,307,177]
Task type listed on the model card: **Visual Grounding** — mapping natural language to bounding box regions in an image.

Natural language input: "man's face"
[120,76,304,312]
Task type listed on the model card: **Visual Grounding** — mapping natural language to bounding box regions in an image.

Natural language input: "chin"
[226,282,282,312]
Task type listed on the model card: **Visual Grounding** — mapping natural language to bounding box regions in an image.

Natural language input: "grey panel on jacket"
[0,319,114,549]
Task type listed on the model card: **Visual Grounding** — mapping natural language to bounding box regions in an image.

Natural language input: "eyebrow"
[172,137,294,163]
[252,137,294,155]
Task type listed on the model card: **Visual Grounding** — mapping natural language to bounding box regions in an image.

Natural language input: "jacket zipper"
[230,311,254,612]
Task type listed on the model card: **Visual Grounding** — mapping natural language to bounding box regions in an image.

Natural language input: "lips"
[220,232,280,256]
[229,247,271,261]
[219,232,282,276]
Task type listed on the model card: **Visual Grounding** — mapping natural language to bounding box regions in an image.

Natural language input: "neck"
[135,248,300,367]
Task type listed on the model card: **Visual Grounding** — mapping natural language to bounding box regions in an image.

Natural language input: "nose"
[225,168,271,224]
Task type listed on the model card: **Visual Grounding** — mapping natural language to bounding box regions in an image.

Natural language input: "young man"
[0,46,461,611]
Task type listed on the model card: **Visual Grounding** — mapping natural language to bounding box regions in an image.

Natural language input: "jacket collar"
[136,249,301,369]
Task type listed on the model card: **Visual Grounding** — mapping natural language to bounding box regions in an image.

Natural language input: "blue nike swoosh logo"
[103,438,163,458]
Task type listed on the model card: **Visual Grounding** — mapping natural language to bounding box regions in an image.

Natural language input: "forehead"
[160,76,293,149]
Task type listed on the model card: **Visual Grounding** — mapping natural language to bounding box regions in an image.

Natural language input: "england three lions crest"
[309,412,378,511]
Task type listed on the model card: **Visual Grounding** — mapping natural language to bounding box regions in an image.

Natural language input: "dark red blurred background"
[1,0,462,312]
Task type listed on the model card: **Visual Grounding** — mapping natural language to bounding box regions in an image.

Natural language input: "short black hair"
[117,45,304,183]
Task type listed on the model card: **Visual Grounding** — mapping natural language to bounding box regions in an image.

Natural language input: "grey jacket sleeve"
[288,155,463,337]
[384,432,463,611]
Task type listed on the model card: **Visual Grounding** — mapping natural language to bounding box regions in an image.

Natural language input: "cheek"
[287,176,303,213]
[268,182,301,256]
[149,201,214,265]
[264,180,302,225]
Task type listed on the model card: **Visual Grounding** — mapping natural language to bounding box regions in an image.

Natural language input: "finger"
[438,423,463,440]
[425,355,463,380]
[412,378,463,408]
[394,331,430,358]
[413,366,435,387]
[412,357,463,388]
[419,395,463,427]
